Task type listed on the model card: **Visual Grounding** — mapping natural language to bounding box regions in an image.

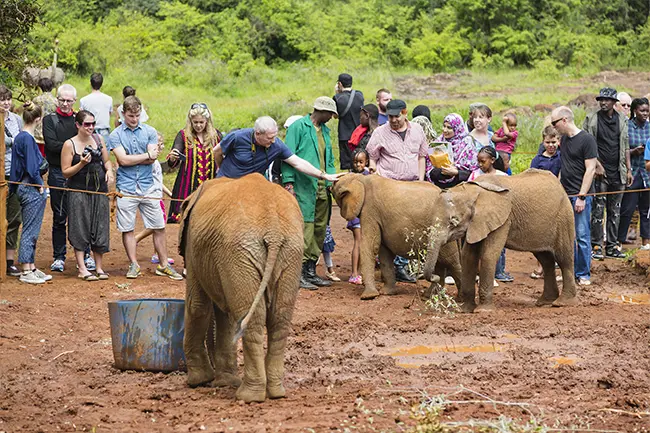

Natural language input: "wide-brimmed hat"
[596,87,618,101]
[314,96,338,115]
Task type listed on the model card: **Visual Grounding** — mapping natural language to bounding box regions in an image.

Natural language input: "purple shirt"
[366,121,428,181]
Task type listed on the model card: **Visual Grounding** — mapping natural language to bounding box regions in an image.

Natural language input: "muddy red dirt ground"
[1,203,650,432]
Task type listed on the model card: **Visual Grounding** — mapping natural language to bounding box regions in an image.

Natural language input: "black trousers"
[48,166,68,261]
[338,139,353,170]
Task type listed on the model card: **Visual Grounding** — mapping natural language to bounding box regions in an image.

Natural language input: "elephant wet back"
[497,170,575,252]
[183,175,303,312]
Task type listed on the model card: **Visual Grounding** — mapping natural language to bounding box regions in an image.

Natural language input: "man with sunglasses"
[582,87,632,260]
[550,106,598,286]
[43,84,95,273]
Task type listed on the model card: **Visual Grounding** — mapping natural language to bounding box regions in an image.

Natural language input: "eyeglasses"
[80,121,96,127]
[58,98,74,104]
[551,117,565,127]
[191,103,208,110]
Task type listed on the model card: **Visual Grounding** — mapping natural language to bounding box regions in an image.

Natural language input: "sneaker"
[326,271,341,282]
[126,263,141,279]
[444,276,455,285]
[577,277,591,286]
[84,255,96,271]
[33,269,52,282]
[348,275,363,285]
[605,248,625,259]
[156,264,183,281]
[7,265,21,277]
[20,271,45,285]
[50,259,65,272]
[640,244,650,251]
[556,274,563,282]
[493,279,499,288]
[151,254,175,265]
[495,272,514,282]
[591,246,604,261]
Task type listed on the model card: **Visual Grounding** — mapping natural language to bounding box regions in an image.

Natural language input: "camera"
[82,146,93,158]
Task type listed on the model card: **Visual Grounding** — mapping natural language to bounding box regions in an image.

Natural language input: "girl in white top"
[468,146,507,181]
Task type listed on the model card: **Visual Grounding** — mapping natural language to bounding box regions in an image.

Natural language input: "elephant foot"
[360,288,380,300]
[381,285,398,296]
[535,296,558,307]
[473,303,495,313]
[267,383,286,399]
[187,367,215,388]
[552,295,579,307]
[457,299,476,313]
[212,372,242,388]
[236,383,267,403]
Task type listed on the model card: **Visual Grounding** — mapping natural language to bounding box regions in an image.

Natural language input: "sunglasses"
[191,103,208,110]
[79,121,96,127]
[58,98,75,104]
[551,117,564,127]
[621,103,631,108]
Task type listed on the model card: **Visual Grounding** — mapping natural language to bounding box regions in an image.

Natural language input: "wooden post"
[0,110,6,282]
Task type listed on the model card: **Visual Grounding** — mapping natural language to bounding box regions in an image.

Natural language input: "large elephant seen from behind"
[332,174,463,300]
[423,169,578,312]
[179,174,303,402]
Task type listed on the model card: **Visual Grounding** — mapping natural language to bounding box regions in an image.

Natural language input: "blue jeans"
[571,196,592,279]
[394,256,409,267]
[495,249,506,275]
[17,184,46,264]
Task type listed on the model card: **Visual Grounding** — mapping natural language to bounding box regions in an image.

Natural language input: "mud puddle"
[607,293,650,305]
[386,342,506,369]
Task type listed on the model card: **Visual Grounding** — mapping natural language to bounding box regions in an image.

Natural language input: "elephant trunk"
[423,233,445,283]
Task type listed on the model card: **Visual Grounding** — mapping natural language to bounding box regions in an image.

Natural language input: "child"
[322,226,339,281]
[135,133,174,266]
[347,149,370,284]
[491,113,518,173]
[529,126,562,279]
[469,147,511,284]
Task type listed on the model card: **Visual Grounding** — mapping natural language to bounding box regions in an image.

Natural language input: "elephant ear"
[332,174,365,221]
[178,182,208,258]
[465,183,512,244]
[469,179,510,193]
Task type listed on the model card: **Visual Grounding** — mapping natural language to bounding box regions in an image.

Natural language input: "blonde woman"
[166,103,222,223]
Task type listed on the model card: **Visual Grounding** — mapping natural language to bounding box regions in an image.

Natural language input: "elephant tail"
[233,241,280,342]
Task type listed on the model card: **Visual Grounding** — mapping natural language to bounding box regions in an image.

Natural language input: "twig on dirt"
[49,350,75,362]
[599,408,650,418]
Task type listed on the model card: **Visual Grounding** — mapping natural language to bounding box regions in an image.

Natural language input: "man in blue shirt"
[214,116,341,183]
[109,96,182,281]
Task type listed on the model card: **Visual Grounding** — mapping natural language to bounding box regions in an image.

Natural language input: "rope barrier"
[4,179,650,201]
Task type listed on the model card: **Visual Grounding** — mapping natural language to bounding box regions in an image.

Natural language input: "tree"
[0,0,41,84]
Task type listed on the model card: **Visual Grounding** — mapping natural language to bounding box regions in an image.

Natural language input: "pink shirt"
[494,127,519,154]
[366,121,428,181]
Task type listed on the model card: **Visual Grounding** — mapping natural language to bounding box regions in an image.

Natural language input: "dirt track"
[1,201,650,432]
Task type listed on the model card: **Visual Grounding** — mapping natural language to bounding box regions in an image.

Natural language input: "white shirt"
[80,92,113,130]
[117,104,149,124]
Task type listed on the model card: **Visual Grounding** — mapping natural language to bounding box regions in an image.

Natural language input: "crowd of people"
[2,71,647,291]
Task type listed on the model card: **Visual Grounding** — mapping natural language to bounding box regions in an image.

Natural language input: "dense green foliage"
[26,0,650,80]
[0,0,41,84]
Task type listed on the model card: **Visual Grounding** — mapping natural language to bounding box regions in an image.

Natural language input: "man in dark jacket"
[333,73,364,170]
[43,84,94,272]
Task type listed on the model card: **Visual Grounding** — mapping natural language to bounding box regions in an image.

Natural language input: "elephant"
[332,173,463,300]
[422,169,578,313]
[179,173,303,403]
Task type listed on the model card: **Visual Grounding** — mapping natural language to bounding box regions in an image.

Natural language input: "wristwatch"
[578,195,586,201]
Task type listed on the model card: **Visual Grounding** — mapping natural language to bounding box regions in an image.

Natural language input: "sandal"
[78,273,99,281]
[96,272,109,280]
[530,270,544,279]
[348,275,363,285]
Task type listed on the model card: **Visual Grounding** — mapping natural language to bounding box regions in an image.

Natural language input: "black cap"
[338,73,353,88]
[596,87,618,101]
[361,103,379,120]
[412,105,431,121]
[386,99,407,116]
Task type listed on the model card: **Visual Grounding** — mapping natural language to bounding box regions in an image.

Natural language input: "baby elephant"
[179,174,303,402]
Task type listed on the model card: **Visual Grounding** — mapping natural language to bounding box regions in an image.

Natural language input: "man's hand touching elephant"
[284,183,296,197]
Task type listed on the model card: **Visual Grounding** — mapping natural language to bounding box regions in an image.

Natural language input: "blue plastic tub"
[108,298,187,372]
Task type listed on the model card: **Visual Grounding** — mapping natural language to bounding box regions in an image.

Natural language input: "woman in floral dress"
[166,103,222,223]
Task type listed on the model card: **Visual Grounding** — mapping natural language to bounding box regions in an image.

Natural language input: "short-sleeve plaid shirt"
[630,119,650,185]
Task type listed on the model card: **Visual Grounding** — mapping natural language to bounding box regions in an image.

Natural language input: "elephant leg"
[475,228,508,312]
[379,244,397,295]
[534,251,559,306]
[265,272,300,399]
[360,226,381,300]
[553,245,579,307]
[438,242,463,299]
[459,243,480,312]
[210,304,242,388]
[184,278,215,387]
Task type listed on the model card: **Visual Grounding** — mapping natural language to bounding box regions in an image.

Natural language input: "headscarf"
[437,113,477,173]
[411,115,437,143]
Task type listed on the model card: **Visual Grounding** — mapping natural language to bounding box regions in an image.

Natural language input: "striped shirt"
[630,118,650,185]
[366,121,428,181]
